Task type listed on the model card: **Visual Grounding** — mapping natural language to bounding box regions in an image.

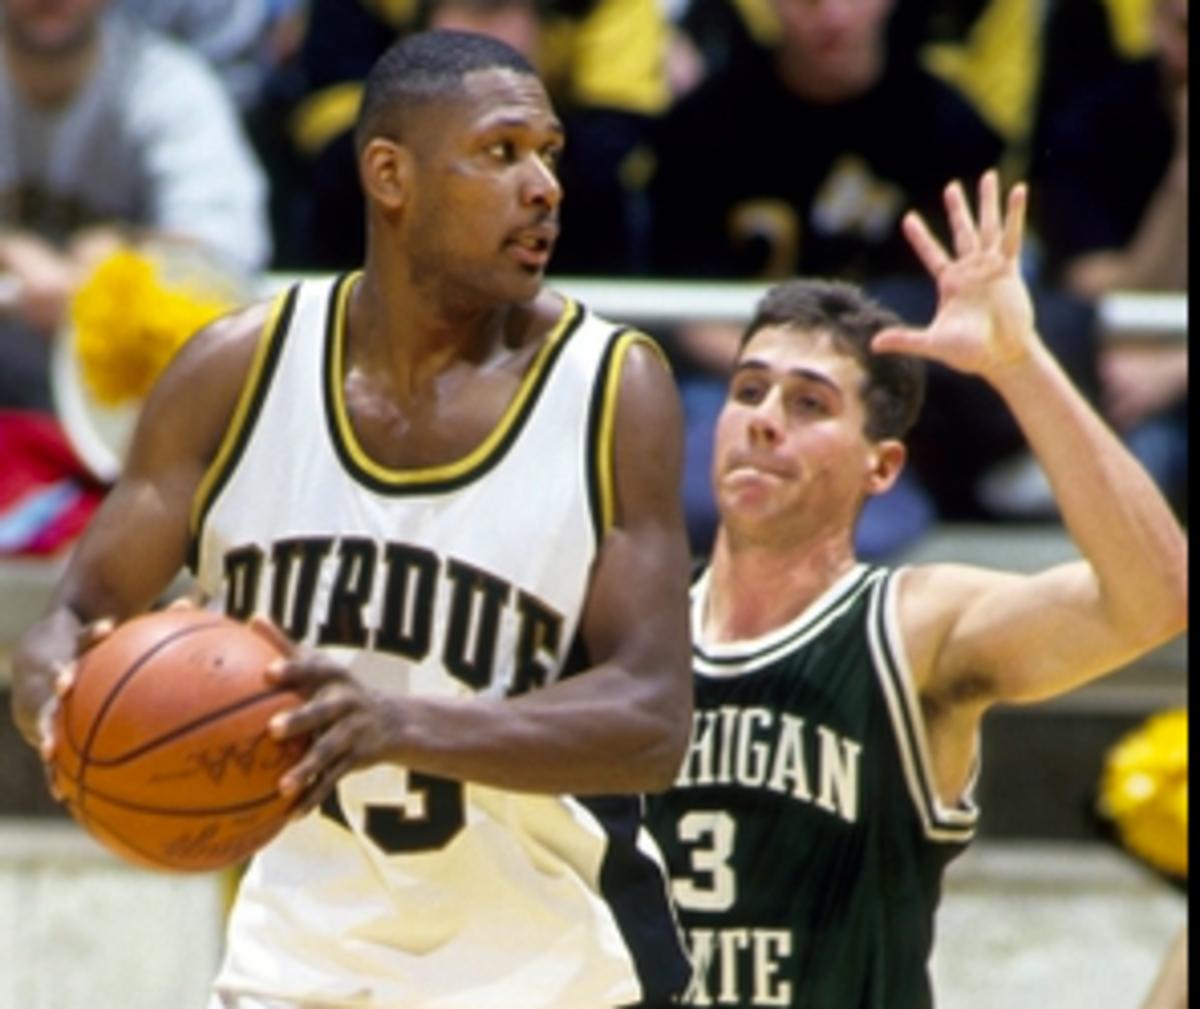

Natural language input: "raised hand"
[872,170,1038,380]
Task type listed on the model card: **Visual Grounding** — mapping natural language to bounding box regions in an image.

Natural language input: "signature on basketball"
[150,732,304,785]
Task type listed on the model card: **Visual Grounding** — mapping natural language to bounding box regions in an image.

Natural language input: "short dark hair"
[354,29,538,151]
[741,279,926,441]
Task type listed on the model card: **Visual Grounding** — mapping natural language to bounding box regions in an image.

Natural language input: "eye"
[790,391,830,416]
[731,378,766,404]
[540,145,563,172]
[486,140,517,163]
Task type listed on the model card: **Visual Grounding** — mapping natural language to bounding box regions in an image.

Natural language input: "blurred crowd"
[0,0,1188,559]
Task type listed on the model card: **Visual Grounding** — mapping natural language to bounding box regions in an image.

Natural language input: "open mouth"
[506,226,557,268]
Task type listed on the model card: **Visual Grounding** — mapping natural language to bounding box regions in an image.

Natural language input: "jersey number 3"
[673,810,737,911]
[321,771,465,853]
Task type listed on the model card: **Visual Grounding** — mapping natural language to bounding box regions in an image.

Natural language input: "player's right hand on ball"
[12,613,115,799]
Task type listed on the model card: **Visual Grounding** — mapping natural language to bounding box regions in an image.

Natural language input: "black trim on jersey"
[321,274,586,495]
[584,326,631,548]
[577,794,693,1003]
[556,631,593,683]
[692,564,877,669]
[187,285,298,573]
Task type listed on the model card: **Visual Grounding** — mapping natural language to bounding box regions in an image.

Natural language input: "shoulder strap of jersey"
[867,568,979,844]
[186,283,300,572]
[584,326,670,546]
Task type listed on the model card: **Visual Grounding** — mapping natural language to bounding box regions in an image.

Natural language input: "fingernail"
[268,713,288,736]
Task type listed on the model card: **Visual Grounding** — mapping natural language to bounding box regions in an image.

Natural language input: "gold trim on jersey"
[188,286,298,550]
[591,331,668,537]
[325,273,583,489]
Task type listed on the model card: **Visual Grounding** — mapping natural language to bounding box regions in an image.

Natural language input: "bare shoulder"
[893,562,1020,691]
[158,297,276,394]
[126,297,278,472]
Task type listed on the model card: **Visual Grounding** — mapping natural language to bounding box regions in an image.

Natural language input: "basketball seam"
[61,774,286,817]
[75,618,236,810]
[82,687,298,766]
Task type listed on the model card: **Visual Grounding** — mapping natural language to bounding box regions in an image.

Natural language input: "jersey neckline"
[691,563,877,675]
[322,272,583,494]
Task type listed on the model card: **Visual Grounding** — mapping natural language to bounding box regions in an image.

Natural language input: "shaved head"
[354,29,538,152]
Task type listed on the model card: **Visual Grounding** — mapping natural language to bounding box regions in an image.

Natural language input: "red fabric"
[0,410,107,555]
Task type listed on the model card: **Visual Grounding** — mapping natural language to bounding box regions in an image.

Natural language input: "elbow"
[634,679,693,794]
[639,724,690,793]
[1127,572,1188,654]
[1154,593,1188,648]
[1154,545,1189,642]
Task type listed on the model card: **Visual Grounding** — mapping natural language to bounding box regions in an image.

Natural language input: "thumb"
[871,326,931,357]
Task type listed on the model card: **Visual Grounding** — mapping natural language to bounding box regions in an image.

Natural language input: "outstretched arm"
[874,172,1187,710]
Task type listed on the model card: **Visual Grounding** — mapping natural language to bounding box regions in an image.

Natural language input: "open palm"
[872,171,1037,378]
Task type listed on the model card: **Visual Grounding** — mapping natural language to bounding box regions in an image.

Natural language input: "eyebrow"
[482,114,565,138]
[734,359,844,396]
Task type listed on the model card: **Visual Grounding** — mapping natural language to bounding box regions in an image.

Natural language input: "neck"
[349,268,525,399]
[4,29,100,109]
[703,526,858,643]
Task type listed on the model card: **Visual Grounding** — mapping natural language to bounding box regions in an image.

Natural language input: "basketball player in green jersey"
[645,170,1188,1009]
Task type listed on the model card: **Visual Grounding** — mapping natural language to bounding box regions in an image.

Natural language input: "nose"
[747,389,784,445]
[522,153,562,209]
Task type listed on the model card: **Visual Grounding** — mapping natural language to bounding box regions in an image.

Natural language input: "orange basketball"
[52,608,309,872]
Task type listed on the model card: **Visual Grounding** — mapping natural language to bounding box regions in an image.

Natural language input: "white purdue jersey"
[191,274,690,1009]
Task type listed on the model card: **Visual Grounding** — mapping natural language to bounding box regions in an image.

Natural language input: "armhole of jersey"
[867,568,980,845]
[186,285,298,573]
[585,329,670,548]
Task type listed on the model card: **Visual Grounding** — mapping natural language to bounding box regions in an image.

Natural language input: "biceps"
[951,564,1131,703]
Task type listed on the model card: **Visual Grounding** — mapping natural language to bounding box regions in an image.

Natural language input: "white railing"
[1,271,1187,338]
[552,279,1188,340]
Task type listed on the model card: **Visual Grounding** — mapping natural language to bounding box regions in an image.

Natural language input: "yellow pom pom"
[69,246,236,406]
[1098,709,1188,878]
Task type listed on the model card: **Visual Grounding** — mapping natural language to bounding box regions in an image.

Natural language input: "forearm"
[384,665,690,795]
[990,345,1187,638]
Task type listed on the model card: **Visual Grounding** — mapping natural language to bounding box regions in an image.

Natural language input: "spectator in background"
[262,0,670,273]
[1033,0,1186,296]
[666,0,1045,147]
[0,0,272,413]
[1029,0,1187,515]
[644,0,1005,555]
[114,0,274,111]
[647,0,1004,284]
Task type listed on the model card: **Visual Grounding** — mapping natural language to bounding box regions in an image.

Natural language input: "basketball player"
[10,31,694,1009]
[644,171,1188,1008]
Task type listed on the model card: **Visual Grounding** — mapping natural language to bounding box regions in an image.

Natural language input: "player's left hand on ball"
[266,655,398,815]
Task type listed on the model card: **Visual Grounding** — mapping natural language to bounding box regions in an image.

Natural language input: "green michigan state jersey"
[646,563,977,1009]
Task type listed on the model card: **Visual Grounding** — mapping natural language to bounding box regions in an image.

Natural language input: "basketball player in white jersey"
[11,31,694,1009]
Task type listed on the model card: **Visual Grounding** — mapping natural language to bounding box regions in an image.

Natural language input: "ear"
[863,438,907,497]
[359,137,412,212]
